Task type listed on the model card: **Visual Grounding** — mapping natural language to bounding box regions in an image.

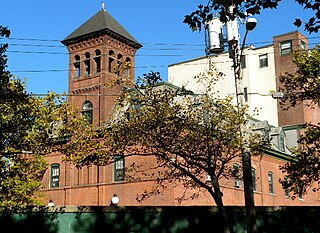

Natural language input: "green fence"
[0,206,319,233]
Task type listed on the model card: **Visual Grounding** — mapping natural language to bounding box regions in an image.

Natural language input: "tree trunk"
[211,176,232,233]
[242,151,257,233]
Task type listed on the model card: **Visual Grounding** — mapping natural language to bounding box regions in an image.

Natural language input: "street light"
[47,199,55,207]
[111,193,119,206]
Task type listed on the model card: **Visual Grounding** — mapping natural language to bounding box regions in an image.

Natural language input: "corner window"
[114,156,124,182]
[280,40,292,55]
[233,163,241,188]
[82,101,93,124]
[259,54,268,68]
[300,40,306,50]
[268,171,274,194]
[125,57,131,77]
[50,164,60,188]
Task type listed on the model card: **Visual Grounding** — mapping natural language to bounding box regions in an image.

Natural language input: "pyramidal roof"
[61,6,141,48]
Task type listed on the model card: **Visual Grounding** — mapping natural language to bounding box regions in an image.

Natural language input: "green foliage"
[64,70,264,233]
[280,47,320,108]
[0,27,85,207]
[279,47,320,197]
[184,0,320,33]
[280,123,320,197]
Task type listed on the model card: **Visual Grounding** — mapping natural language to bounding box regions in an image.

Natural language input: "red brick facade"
[273,31,320,126]
[66,33,138,126]
[41,13,320,207]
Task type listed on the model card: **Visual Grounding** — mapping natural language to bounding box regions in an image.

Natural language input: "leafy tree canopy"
[279,47,320,198]
[64,70,264,233]
[0,26,90,208]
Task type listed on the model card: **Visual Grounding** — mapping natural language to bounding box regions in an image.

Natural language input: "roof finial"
[101,2,105,11]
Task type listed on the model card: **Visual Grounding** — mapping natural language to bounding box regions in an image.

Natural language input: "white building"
[168,44,279,126]
[169,31,320,128]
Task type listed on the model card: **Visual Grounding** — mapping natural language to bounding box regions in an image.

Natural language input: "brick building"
[41,6,320,207]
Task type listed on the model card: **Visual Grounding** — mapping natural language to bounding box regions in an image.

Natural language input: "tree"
[184,0,320,33]
[64,71,263,233]
[279,47,320,197]
[0,27,90,207]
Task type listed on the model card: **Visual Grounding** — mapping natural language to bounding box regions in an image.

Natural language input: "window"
[268,171,274,194]
[279,135,285,152]
[233,163,241,188]
[114,156,124,182]
[298,183,304,200]
[252,168,256,192]
[280,40,292,55]
[243,87,248,102]
[108,50,116,73]
[240,55,246,69]
[74,55,81,78]
[117,54,123,75]
[284,176,289,197]
[50,164,60,188]
[84,52,90,76]
[300,40,306,50]
[82,101,93,124]
[94,50,101,73]
[125,57,131,76]
[259,54,268,68]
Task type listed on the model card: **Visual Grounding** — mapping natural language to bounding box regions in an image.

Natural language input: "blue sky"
[1,0,319,95]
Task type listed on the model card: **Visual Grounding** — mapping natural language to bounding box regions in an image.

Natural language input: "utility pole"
[229,14,258,233]
[205,7,258,233]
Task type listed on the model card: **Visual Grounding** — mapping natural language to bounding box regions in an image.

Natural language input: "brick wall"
[273,31,320,126]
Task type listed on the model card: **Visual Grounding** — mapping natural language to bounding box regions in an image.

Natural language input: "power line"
[1,35,319,47]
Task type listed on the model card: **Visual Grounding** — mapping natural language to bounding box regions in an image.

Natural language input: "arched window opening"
[82,101,93,124]
[117,54,123,75]
[125,57,131,77]
[74,55,81,78]
[94,49,101,73]
[84,52,91,76]
[108,50,116,73]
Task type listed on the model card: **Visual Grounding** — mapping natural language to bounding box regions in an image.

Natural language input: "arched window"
[74,55,81,78]
[125,57,131,77]
[82,101,93,124]
[94,49,101,73]
[108,50,116,73]
[117,54,123,75]
[84,52,91,76]
[50,164,60,188]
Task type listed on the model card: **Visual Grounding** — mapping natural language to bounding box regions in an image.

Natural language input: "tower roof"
[61,8,142,48]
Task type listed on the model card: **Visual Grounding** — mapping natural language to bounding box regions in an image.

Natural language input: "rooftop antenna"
[101,2,105,11]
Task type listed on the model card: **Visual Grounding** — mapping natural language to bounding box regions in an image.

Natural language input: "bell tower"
[61,4,142,126]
